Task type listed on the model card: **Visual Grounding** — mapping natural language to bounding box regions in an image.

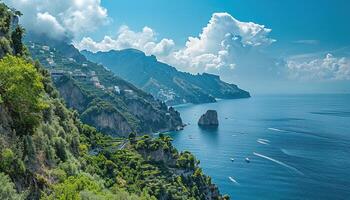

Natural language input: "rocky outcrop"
[54,76,88,112]
[81,110,133,137]
[198,110,219,126]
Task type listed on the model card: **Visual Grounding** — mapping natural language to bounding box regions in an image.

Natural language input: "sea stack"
[198,110,219,126]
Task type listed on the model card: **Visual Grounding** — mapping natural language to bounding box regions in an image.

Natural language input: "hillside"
[0,3,228,200]
[82,49,250,105]
[25,38,183,137]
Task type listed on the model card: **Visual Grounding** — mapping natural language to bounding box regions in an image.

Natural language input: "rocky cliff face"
[82,110,133,136]
[54,76,88,112]
[198,110,219,126]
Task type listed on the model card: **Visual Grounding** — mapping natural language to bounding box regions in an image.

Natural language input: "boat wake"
[257,138,270,145]
[253,152,304,175]
[268,127,330,140]
[228,176,240,185]
[268,128,288,132]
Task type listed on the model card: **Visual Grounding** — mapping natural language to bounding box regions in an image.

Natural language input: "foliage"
[0,3,11,34]
[43,173,149,200]
[0,173,26,200]
[0,37,12,55]
[11,26,25,56]
[177,151,197,170]
[0,148,25,176]
[78,135,225,200]
[0,55,47,135]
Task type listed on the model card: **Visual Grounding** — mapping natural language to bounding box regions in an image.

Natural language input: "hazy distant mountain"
[82,49,250,105]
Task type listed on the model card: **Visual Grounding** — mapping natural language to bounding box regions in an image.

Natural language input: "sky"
[4,0,350,94]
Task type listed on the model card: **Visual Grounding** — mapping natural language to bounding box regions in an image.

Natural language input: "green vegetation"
[0,3,228,200]
[11,26,25,56]
[0,55,47,135]
[0,173,26,200]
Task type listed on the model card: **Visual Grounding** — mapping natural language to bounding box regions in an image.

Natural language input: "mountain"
[0,3,228,199]
[25,38,183,137]
[82,49,250,105]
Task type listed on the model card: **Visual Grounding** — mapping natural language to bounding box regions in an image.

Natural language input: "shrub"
[0,148,15,173]
[54,137,68,161]
[0,148,25,176]
[0,55,47,135]
[11,26,24,56]
[0,172,26,200]
[0,37,12,55]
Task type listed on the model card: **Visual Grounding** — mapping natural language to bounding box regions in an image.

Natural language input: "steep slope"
[82,49,250,105]
[0,4,228,199]
[26,38,183,137]
[0,51,227,200]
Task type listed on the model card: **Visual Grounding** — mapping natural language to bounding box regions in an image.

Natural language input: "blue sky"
[89,0,350,93]
[98,0,350,54]
[4,0,350,94]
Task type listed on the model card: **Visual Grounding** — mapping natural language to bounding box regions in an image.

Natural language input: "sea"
[168,94,350,200]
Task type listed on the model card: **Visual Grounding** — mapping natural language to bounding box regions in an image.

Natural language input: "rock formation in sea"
[198,110,219,126]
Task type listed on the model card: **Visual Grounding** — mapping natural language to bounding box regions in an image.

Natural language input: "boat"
[230,158,235,162]
[245,157,250,163]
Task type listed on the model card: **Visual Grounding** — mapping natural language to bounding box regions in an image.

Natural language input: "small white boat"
[230,158,235,162]
[245,157,250,163]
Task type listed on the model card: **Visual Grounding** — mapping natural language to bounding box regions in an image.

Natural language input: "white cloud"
[74,25,176,57]
[75,12,275,76]
[3,0,108,39]
[162,12,275,74]
[35,12,66,39]
[287,53,350,81]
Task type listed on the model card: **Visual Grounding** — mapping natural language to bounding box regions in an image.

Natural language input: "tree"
[0,55,47,135]
[128,132,136,144]
[0,173,26,200]
[11,26,24,56]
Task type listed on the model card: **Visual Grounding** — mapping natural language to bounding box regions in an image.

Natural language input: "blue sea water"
[168,94,350,200]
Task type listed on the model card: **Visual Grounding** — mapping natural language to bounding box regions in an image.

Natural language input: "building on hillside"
[50,70,65,79]
[46,58,56,67]
[42,46,50,51]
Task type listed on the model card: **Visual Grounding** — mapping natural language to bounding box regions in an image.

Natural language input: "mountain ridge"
[82,49,250,105]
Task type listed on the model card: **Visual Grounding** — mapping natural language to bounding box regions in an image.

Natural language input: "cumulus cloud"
[75,12,275,76]
[35,12,66,39]
[74,25,175,57]
[3,0,108,40]
[287,53,350,81]
[162,12,275,74]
